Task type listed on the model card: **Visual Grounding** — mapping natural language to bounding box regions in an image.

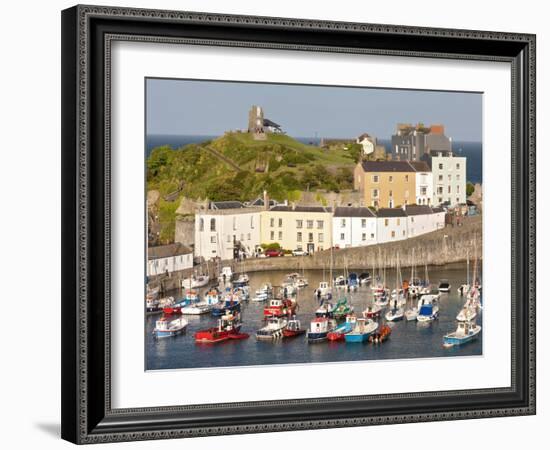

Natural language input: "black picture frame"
[61,4,536,444]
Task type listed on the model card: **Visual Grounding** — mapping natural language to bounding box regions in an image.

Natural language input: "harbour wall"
[151,215,481,292]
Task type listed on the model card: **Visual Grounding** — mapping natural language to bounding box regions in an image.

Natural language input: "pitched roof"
[148,243,193,260]
[270,205,332,213]
[334,206,376,218]
[263,118,281,128]
[408,161,431,172]
[359,160,429,173]
[376,208,407,218]
[250,197,277,207]
[404,205,434,216]
[210,201,244,210]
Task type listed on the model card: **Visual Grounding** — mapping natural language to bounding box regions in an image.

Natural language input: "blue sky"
[146,78,482,142]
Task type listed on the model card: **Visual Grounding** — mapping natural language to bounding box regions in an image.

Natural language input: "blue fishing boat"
[211,294,241,316]
[327,315,357,341]
[344,318,378,343]
[416,294,440,322]
[443,321,481,347]
[307,317,336,343]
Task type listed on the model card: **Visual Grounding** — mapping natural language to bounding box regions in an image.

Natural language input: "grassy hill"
[146,132,361,243]
[147,132,358,203]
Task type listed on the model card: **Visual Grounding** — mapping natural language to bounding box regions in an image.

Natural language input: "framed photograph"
[61,5,536,444]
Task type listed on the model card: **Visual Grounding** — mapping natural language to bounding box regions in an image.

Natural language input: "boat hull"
[443,331,480,347]
[307,332,328,342]
[345,333,371,343]
[195,327,247,343]
[283,329,306,338]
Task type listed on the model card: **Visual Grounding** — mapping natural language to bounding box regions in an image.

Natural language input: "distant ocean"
[146,134,482,184]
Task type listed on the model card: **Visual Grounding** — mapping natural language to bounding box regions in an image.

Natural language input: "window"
[250,216,254,229]
[384,219,389,226]
[411,216,415,223]
[210,218,216,232]
[210,235,216,243]
[199,218,204,232]
[278,218,283,227]
[438,175,443,181]
[397,218,401,226]
[227,235,231,243]
[278,231,283,240]
[361,219,366,228]
[389,190,393,197]
[391,231,395,238]
[362,233,366,241]
[456,185,460,193]
[270,231,274,240]
[318,233,324,243]
[340,219,346,227]
[308,233,314,242]
[389,175,393,182]
[340,233,345,240]
[402,230,406,236]
[307,220,314,229]
[233,217,237,230]
[296,220,303,229]
[297,232,302,242]
[370,233,375,239]
[270,218,274,227]
[457,197,460,203]
[317,220,324,229]
[372,174,379,183]
[448,174,452,181]
[372,189,379,199]
[456,174,460,181]
[448,186,451,194]
[437,186,443,195]
[405,175,409,182]
[438,163,443,170]
[456,163,460,170]
[420,186,427,195]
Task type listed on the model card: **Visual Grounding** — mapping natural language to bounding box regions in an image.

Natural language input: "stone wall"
[150,215,481,293]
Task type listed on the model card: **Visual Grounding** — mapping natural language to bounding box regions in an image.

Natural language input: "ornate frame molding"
[61,5,536,444]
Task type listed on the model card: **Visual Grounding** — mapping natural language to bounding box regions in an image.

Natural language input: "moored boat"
[369,324,392,343]
[180,302,212,315]
[344,318,378,343]
[443,320,481,347]
[362,303,382,319]
[332,296,355,320]
[282,316,306,338]
[315,301,335,318]
[153,316,188,338]
[195,311,249,343]
[359,272,371,284]
[438,279,451,293]
[182,273,210,289]
[307,317,336,343]
[327,315,357,341]
[218,266,233,284]
[416,294,440,322]
[256,316,288,340]
[263,297,297,317]
[385,300,404,322]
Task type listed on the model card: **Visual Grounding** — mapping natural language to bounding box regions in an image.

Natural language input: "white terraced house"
[194,201,262,261]
[432,153,467,206]
[332,207,377,249]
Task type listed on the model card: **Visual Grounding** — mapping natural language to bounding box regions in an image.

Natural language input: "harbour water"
[146,263,482,370]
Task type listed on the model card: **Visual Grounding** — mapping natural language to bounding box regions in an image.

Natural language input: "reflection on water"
[146,264,482,370]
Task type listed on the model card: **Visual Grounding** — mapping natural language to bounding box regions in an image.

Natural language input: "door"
[307,243,315,254]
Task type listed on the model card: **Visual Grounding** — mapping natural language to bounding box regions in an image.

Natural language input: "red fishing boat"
[194,311,249,343]
[263,297,297,318]
[327,315,357,341]
[282,317,306,338]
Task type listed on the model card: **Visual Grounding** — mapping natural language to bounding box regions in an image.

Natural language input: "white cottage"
[147,243,193,277]
[404,205,444,237]
[195,201,262,261]
[332,207,377,248]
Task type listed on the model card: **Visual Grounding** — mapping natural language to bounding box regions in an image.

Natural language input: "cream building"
[260,205,333,253]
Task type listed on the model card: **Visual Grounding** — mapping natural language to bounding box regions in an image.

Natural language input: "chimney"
[263,190,269,210]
